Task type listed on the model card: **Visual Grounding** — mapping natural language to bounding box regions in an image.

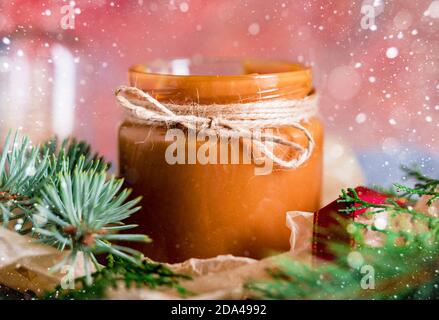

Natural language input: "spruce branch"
[0,131,153,285]
[33,162,150,284]
[337,188,388,214]
[44,255,191,300]
[0,132,50,226]
[395,166,439,206]
[338,188,436,226]
[41,137,110,173]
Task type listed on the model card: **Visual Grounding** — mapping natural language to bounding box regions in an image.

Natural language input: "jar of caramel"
[118,58,323,263]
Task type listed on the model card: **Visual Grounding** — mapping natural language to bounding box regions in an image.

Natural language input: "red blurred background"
[0,0,438,183]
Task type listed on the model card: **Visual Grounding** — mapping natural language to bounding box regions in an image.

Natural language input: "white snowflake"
[386,47,399,59]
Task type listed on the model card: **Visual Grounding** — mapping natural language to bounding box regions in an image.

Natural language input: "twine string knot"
[115,85,318,169]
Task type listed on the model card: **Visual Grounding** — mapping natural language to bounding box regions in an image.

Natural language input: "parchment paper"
[0,228,86,296]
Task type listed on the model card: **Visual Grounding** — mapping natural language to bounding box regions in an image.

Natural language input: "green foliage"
[337,188,389,214]
[41,137,110,173]
[0,131,150,284]
[395,166,439,205]
[0,132,50,228]
[34,161,149,284]
[247,167,439,300]
[44,255,191,300]
[248,239,439,299]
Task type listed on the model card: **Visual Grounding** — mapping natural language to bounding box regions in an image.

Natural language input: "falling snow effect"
[0,0,436,186]
[347,251,365,269]
[386,47,399,59]
[248,23,260,35]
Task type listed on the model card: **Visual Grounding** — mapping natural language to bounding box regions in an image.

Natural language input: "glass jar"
[118,58,323,263]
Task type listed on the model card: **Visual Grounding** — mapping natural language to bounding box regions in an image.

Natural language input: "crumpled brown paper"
[0,135,364,299]
[108,253,314,300]
[0,228,86,296]
[107,211,315,300]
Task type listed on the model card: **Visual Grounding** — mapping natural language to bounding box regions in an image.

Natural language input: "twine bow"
[115,85,317,169]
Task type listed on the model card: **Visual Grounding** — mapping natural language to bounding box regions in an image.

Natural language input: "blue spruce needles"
[0,131,150,284]
[0,132,50,227]
[34,161,150,284]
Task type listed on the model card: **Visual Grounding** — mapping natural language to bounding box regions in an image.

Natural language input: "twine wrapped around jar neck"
[115,85,318,169]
